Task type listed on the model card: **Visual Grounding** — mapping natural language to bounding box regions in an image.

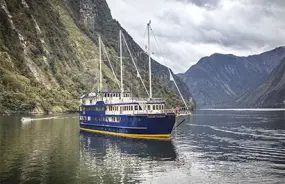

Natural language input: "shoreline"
[0,110,79,116]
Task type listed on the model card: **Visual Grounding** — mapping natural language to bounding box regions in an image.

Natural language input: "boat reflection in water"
[79,131,178,183]
[80,131,177,161]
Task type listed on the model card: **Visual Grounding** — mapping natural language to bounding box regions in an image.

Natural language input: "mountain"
[178,47,285,107]
[0,0,193,114]
[236,58,285,108]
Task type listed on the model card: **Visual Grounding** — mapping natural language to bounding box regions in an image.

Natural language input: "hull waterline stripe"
[80,123,147,129]
[80,128,170,140]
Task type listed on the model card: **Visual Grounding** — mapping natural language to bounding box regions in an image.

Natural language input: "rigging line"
[148,26,170,95]
[143,25,148,50]
[121,32,150,97]
[101,41,120,88]
[172,119,186,131]
[150,26,189,109]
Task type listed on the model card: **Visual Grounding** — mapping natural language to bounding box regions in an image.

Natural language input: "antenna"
[99,35,102,92]
[147,20,152,99]
[120,30,124,99]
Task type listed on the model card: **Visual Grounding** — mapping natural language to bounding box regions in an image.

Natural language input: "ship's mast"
[147,21,152,99]
[99,35,102,92]
[120,30,123,99]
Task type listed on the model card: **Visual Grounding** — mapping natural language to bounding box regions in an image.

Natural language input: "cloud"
[106,0,285,73]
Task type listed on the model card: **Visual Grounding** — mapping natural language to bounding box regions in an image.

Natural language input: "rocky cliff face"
[0,0,193,114]
[179,47,285,107]
[236,58,285,108]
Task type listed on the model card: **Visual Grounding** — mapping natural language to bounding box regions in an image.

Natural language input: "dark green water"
[0,110,285,184]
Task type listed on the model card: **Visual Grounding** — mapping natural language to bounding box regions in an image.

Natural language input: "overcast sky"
[106,0,285,73]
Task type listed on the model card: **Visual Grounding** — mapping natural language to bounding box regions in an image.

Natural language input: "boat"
[79,21,189,140]
[21,117,32,123]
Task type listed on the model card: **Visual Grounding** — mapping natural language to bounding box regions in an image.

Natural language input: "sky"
[106,0,285,73]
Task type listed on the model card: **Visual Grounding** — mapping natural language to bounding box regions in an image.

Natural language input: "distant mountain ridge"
[178,47,285,107]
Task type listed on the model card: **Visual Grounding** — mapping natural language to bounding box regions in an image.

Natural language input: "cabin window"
[131,106,133,111]
[139,105,142,110]
[135,105,138,110]
[147,105,150,110]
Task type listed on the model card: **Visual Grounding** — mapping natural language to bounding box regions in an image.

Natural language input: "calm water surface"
[0,110,285,183]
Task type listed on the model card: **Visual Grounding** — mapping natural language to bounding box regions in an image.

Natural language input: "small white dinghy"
[21,117,33,122]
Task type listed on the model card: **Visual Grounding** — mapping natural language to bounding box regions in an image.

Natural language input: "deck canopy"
[80,90,131,99]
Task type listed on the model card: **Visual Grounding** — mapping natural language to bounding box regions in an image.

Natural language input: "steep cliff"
[236,58,285,108]
[179,47,285,107]
[0,0,193,114]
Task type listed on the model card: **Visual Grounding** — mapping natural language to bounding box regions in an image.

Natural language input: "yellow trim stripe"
[80,128,170,141]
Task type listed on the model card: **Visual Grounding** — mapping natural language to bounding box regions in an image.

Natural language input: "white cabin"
[80,91,167,115]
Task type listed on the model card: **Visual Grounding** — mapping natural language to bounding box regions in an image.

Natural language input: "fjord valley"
[1,1,285,184]
[178,47,285,108]
[0,0,193,114]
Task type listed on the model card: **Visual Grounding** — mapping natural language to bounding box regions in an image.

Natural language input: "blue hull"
[79,113,176,140]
